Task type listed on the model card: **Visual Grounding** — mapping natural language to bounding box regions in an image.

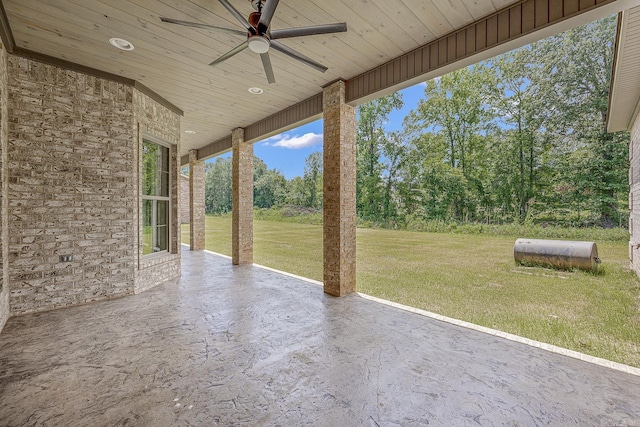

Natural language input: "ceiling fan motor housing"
[248,11,261,31]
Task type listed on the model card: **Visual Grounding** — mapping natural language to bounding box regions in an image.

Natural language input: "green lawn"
[182,216,640,367]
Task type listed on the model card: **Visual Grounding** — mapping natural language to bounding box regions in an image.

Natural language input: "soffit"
[3,0,516,155]
[609,5,640,132]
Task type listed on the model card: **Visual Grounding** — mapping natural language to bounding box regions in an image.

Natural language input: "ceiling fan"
[160,0,347,84]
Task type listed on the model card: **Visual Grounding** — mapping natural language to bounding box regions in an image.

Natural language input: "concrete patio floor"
[1,249,640,426]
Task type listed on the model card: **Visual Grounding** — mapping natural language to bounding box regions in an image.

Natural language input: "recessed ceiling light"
[109,37,134,51]
[248,87,264,95]
[185,130,197,134]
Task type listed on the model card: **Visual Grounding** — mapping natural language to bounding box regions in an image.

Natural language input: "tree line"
[203,151,323,214]
[203,16,628,228]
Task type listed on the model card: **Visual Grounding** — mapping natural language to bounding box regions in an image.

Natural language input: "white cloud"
[263,132,323,149]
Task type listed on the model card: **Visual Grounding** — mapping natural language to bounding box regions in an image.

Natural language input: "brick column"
[323,80,356,296]
[232,128,253,265]
[189,149,205,251]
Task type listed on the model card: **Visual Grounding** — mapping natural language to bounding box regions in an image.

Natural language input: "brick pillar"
[189,149,205,251]
[323,80,356,296]
[232,127,253,265]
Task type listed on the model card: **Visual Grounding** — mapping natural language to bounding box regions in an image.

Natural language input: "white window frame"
[141,136,172,257]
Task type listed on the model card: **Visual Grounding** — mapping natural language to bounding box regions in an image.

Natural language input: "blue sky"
[208,83,426,179]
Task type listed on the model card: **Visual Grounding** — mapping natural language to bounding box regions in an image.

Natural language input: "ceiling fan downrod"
[250,0,264,12]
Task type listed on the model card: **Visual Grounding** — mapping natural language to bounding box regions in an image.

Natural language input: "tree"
[254,169,287,209]
[406,64,496,220]
[303,151,323,209]
[204,157,232,214]
[536,16,628,227]
[398,131,471,221]
[356,93,404,220]
[379,130,409,220]
[285,176,306,206]
[253,157,273,208]
[493,48,551,221]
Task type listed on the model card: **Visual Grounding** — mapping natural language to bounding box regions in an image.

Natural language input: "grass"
[182,215,640,367]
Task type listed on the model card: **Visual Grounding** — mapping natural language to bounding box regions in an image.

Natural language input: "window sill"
[139,250,177,269]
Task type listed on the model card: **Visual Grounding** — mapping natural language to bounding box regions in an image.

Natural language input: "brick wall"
[629,114,640,275]
[3,54,181,316]
[180,174,190,224]
[6,56,137,315]
[133,90,181,294]
[0,45,9,331]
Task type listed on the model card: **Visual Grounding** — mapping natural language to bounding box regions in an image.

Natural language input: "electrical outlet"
[59,255,73,262]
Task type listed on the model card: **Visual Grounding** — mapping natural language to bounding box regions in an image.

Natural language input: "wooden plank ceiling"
[1,0,628,157]
[1,0,516,154]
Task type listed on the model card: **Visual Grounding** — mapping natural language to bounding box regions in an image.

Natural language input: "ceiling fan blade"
[209,41,249,66]
[160,17,246,36]
[258,0,280,29]
[270,23,347,39]
[270,40,327,73]
[260,53,276,84]
[217,0,253,32]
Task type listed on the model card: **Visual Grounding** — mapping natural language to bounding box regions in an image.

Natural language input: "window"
[142,139,170,255]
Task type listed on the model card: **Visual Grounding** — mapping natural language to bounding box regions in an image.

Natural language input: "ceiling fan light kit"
[160,0,347,84]
[248,35,270,54]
